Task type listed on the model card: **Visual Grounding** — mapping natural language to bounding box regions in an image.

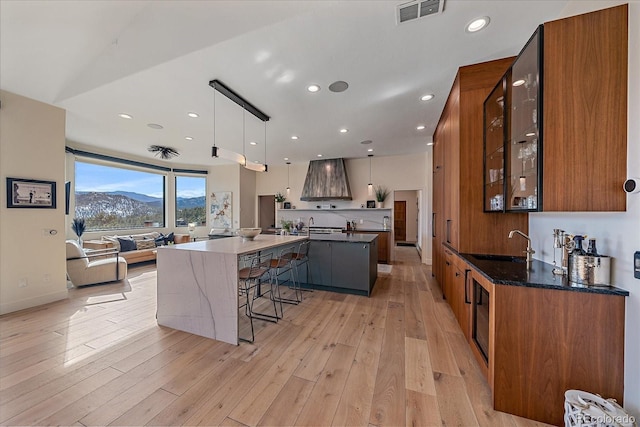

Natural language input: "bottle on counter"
[346,220,351,231]
[572,235,586,255]
[586,238,599,257]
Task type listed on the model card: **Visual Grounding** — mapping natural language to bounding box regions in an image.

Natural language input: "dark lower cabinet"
[307,239,378,296]
[308,241,332,286]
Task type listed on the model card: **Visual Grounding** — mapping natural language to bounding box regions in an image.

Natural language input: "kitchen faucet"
[307,217,314,236]
[509,229,535,269]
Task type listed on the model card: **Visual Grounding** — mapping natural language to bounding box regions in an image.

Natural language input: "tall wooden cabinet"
[432,58,529,285]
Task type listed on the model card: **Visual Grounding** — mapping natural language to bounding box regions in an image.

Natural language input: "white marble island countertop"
[161,234,308,255]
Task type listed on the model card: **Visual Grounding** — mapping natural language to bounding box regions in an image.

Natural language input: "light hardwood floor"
[0,247,551,426]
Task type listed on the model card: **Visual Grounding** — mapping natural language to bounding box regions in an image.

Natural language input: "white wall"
[0,91,68,314]
[256,152,432,262]
[239,166,256,228]
[528,1,640,417]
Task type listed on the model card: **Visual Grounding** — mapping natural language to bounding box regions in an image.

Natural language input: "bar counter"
[156,235,308,345]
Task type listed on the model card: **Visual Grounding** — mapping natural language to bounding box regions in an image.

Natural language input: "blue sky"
[75,162,205,198]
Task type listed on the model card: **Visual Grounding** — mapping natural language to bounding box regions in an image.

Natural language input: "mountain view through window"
[175,176,206,227]
[75,161,166,231]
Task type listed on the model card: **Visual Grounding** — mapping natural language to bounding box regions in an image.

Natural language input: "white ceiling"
[0,0,569,168]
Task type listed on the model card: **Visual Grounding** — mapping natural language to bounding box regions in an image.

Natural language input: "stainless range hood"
[300,158,352,201]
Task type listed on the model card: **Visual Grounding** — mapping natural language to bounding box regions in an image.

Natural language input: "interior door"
[394,201,406,241]
[258,195,275,230]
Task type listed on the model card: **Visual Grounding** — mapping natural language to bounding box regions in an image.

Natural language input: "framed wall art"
[7,177,57,209]
[210,191,232,229]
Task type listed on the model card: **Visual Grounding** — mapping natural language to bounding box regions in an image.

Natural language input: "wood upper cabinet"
[432,58,529,259]
[543,5,627,211]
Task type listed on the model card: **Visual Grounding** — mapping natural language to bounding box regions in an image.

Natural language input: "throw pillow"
[117,237,137,252]
[154,233,166,247]
[165,232,174,244]
[136,239,156,250]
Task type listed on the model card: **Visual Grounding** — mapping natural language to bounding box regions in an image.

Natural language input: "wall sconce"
[368,154,374,196]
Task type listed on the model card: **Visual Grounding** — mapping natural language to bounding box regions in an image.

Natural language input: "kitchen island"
[305,233,378,296]
[156,234,307,345]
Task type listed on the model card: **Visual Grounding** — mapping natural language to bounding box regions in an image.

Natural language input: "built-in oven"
[472,278,490,364]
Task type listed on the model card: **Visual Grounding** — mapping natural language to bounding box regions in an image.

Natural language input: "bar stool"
[269,246,297,314]
[238,252,276,343]
[289,240,312,301]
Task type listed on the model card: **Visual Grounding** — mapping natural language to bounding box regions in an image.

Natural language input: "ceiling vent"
[397,0,444,24]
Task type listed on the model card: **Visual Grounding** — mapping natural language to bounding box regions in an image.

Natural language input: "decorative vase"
[77,237,83,247]
[376,201,384,209]
[276,202,283,210]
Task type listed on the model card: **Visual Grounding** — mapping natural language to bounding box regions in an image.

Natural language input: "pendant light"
[211,85,245,165]
[286,161,291,195]
[209,79,269,172]
[367,154,374,196]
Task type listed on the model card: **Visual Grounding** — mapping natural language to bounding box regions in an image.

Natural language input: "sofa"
[83,232,191,265]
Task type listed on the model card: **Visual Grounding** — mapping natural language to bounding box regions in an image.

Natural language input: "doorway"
[393,190,419,247]
[258,195,275,231]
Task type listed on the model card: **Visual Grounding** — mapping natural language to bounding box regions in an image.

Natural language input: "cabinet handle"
[445,261,450,266]
[446,220,452,243]
[464,269,471,304]
[432,213,436,237]
[455,271,460,277]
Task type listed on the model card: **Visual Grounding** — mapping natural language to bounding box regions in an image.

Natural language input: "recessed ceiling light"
[187,112,199,118]
[118,113,133,119]
[291,135,299,140]
[417,125,426,130]
[185,136,193,141]
[249,141,257,146]
[307,84,320,93]
[421,94,434,101]
[147,123,163,129]
[427,142,434,146]
[367,148,374,152]
[513,79,526,87]
[340,128,348,133]
[317,154,323,157]
[360,140,373,145]
[466,16,490,33]
[284,157,289,161]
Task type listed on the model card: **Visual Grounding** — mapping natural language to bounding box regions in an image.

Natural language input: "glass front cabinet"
[484,25,543,212]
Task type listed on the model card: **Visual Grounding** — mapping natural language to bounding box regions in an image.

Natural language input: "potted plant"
[71,217,86,246]
[374,186,390,208]
[275,192,286,210]
[280,219,293,235]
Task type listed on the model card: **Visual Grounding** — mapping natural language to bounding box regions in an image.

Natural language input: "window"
[175,176,206,227]
[75,161,165,231]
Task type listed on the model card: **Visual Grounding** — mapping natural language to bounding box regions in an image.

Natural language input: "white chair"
[66,240,127,287]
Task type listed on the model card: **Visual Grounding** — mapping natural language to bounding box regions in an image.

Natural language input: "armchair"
[66,240,127,287]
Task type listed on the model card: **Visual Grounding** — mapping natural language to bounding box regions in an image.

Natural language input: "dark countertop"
[344,229,390,233]
[460,253,629,296]
[308,233,377,243]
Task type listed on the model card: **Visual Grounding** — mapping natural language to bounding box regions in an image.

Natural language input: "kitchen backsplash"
[276,208,392,230]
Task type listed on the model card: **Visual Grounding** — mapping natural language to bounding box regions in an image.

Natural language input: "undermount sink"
[471,254,526,264]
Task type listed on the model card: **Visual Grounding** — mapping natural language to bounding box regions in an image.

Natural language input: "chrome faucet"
[307,217,314,236]
[509,229,535,268]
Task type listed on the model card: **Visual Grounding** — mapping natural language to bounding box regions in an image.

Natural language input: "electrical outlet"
[18,278,28,288]
[359,219,364,224]
[43,274,51,283]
